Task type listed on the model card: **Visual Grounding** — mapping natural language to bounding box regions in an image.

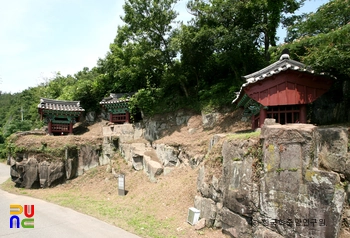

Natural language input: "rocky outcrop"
[155,144,180,167]
[101,136,119,164]
[10,156,65,189]
[143,155,163,182]
[77,145,101,175]
[103,117,203,181]
[143,110,192,142]
[195,123,350,238]
[258,124,346,238]
[195,137,258,231]
[201,112,220,129]
[10,145,103,188]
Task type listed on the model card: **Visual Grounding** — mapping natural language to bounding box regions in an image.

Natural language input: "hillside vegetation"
[1,0,349,158]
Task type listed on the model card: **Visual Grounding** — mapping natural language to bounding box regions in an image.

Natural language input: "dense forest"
[0,0,349,158]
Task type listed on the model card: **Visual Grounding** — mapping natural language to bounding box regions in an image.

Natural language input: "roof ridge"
[40,98,81,104]
[243,57,305,80]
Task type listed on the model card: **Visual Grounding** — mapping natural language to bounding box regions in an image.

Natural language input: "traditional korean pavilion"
[38,98,85,135]
[100,93,133,124]
[233,53,333,129]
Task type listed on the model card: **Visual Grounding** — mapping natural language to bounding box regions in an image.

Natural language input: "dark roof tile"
[100,93,134,105]
[38,98,85,111]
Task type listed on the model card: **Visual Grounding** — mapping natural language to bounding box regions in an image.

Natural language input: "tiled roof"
[232,54,328,104]
[100,93,133,105]
[38,98,85,111]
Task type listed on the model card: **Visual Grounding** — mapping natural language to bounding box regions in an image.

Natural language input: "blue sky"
[0,0,329,93]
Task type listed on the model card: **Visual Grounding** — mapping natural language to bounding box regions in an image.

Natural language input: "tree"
[105,0,188,97]
[186,0,305,60]
[269,0,350,124]
[122,0,179,64]
[286,0,350,42]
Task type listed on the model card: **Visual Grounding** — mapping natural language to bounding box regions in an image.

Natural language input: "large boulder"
[258,124,346,238]
[155,144,180,167]
[77,145,100,176]
[143,155,163,182]
[194,195,218,227]
[317,127,350,179]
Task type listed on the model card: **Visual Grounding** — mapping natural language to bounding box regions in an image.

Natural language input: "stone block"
[317,127,350,177]
[133,123,144,140]
[194,196,217,226]
[143,155,163,181]
[202,112,219,129]
[47,161,65,187]
[155,144,179,167]
[39,161,49,188]
[194,218,206,230]
[77,145,99,175]
[22,158,39,189]
[65,156,78,180]
[220,207,252,237]
[254,226,284,238]
[222,227,238,238]
[132,155,143,171]
[259,124,346,238]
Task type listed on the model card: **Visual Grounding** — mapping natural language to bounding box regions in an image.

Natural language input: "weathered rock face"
[101,136,119,165]
[259,124,346,238]
[39,160,65,188]
[196,123,350,238]
[317,127,350,180]
[201,112,220,129]
[77,145,101,176]
[85,111,96,123]
[155,144,180,167]
[10,145,102,188]
[195,137,259,232]
[143,110,192,142]
[10,156,65,189]
[103,117,203,181]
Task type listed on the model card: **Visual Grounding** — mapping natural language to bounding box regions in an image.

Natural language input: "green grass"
[226,131,261,140]
[232,157,242,161]
[128,214,176,238]
[276,168,285,173]
[0,178,182,238]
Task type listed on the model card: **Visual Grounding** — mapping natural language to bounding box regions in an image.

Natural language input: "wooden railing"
[111,114,127,123]
[51,123,70,132]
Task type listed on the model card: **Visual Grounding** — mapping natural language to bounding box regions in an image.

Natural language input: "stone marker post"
[118,173,125,196]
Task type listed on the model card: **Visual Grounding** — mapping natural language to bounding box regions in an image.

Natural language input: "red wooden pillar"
[109,113,113,123]
[69,121,73,134]
[251,115,256,130]
[126,111,130,123]
[259,107,267,128]
[300,104,307,123]
[48,120,52,135]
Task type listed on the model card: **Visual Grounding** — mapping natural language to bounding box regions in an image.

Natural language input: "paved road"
[0,163,140,238]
